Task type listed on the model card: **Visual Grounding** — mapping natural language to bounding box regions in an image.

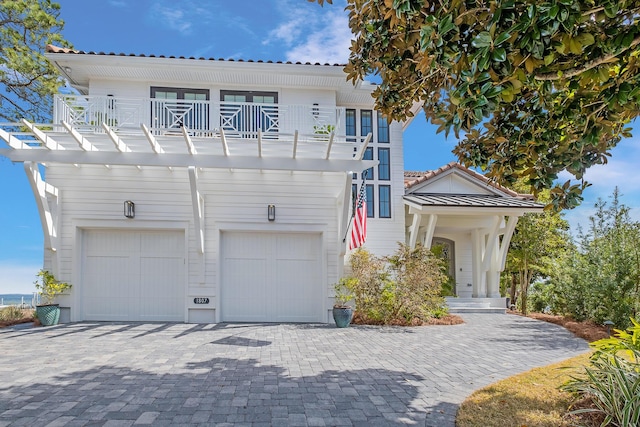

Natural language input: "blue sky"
[1,0,639,293]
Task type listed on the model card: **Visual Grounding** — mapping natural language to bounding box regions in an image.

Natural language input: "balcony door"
[220,90,279,138]
[151,87,210,132]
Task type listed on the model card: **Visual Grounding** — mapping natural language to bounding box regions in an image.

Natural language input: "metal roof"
[404,193,544,209]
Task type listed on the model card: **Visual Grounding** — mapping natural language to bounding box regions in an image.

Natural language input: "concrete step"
[445,297,508,314]
[447,306,507,314]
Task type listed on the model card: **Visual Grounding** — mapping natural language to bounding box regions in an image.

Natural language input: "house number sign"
[193,297,210,304]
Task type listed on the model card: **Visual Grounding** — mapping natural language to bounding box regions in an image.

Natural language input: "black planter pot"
[332,306,353,328]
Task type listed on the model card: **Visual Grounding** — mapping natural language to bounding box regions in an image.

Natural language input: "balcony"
[53,95,346,139]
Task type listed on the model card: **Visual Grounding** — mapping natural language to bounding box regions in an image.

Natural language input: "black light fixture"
[124,200,135,219]
[268,204,276,221]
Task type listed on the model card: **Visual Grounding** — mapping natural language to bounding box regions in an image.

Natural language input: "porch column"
[471,229,485,297]
[486,238,501,298]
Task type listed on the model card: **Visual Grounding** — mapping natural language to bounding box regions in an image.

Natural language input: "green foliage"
[591,318,640,363]
[0,0,72,122]
[312,124,335,135]
[550,189,640,328]
[563,322,640,426]
[0,305,27,322]
[309,0,640,209]
[333,277,356,308]
[34,269,71,305]
[503,186,571,315]
[347,244,448,323]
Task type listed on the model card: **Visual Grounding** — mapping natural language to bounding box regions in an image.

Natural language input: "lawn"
[457,313,611,427]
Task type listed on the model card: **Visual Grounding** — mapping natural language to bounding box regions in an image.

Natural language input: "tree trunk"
[509,274,517,308]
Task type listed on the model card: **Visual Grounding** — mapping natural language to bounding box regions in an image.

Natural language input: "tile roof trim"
[404,161,535,200]
[46,44,346,67]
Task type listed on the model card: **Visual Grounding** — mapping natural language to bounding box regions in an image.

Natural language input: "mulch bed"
[351,312,465,326]
[510,311,610,342]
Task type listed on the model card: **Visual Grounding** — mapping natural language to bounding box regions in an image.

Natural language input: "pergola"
[0,121,375,276]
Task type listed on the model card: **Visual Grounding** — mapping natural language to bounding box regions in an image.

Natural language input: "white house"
[0,45,542,323]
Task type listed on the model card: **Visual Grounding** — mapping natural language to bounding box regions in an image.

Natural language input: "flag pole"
[343,170,367,243]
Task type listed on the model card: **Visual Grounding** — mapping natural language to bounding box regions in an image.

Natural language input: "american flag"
[350,180,367,250]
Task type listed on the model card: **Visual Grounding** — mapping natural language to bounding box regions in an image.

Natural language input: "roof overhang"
[45,47,376,103]
[404,193,544,216]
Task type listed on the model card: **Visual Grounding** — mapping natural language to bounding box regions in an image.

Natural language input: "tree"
[1,0,71,123]
[553,189,640,327]
[310,0,639,209]
[503,187,571,315]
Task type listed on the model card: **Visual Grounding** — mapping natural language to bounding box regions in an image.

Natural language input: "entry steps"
[445,297,507,314]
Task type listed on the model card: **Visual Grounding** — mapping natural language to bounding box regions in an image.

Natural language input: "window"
[352,183,358,211]
[377,113,389,143]
[150,87,210,130]
[378,148,390,180]
[220,90,279,136]
[361,110,373,138]
[366,184,375,218]
[379,185,391,218]
[363,147,373,180]
[346,109,356,142]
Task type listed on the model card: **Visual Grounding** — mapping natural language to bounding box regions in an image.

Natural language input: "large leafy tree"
[503,187,571,315]
[311,0,640,209]
[1,0,71,123]
[553,189,640,327]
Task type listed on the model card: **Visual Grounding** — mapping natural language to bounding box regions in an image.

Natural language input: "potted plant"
[34,269,72,326]
[332,277,356,328]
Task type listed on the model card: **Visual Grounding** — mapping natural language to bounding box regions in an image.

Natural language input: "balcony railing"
[54,95,345,139]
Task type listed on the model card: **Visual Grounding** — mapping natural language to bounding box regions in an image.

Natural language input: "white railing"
[54,95,345,138]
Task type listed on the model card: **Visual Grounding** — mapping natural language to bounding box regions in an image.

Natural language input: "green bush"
[563,318,640,426]
[0,306,27,322]
[348,244,448,323]
[34,269,72,305]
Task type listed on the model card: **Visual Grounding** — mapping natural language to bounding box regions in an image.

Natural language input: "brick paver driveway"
[0,314,589,426]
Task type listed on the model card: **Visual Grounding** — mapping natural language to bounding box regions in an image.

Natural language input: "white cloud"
[0,262,40,294]
[150,5,193,35]
[558,136,640,232]
[264,2,352,64]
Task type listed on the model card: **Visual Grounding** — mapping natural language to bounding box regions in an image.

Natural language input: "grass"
[456,353,592,427]
[0,306,35,327]
[457,313,615,427]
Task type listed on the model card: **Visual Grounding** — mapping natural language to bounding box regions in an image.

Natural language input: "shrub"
[348,244,448,323]
[563,318,640,426]
[34,269,72,305]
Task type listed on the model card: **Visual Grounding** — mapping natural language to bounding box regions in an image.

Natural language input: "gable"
[407,169,504,196]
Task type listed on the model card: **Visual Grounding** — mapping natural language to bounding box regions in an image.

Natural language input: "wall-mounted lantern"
[268,204,276,221]
[124,200,135,219]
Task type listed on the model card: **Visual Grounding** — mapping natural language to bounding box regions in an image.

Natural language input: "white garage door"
[221,231,323,323]
[82,229,185,321]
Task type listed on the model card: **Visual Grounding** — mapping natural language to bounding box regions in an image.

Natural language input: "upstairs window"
[366,184,375,218]
[150,87,209,130]
[363,147,373,181]
[220,90,279,137]
[378,148,390,180]
[361,110,373,138]
[377,114,389,143]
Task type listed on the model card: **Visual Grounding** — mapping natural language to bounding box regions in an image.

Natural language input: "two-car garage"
[79,229,324,323]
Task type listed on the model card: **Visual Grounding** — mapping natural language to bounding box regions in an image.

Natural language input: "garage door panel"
[139,257,184,321]
[84,256,135,320]
[223,258,268,321]
[276,259,321,322]
[82,230,185,322]
[222,232,322,323]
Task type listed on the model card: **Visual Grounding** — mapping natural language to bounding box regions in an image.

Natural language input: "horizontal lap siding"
[47,165,346,321]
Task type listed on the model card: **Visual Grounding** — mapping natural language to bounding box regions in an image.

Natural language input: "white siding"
[45,164,345,322]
